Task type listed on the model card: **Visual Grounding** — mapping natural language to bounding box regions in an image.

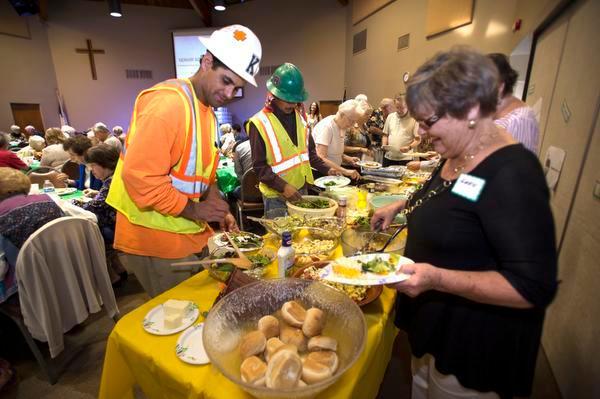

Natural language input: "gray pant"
[120,253,200,297]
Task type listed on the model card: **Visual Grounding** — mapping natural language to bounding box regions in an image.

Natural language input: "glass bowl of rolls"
[202,278,366,398]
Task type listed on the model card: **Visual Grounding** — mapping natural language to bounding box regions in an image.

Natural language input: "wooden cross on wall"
[75,39,105,80]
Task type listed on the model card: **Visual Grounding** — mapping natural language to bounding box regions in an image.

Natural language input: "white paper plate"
[55,187,77,196]
[319,253,413,286]
[357,161,382,169]
[175,323,210,365]
[314,175,351,189]
[213,232,264,252]
[142,302,199,336]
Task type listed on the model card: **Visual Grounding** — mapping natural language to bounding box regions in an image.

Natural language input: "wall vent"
[397,33,410,51]
[353,29,367,54]
[259,65,280,77]
[125,69,153,79]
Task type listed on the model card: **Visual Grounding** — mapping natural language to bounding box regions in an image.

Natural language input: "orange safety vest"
[106,78,218,234]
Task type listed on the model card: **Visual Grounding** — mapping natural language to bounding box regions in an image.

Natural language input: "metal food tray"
[361,165,406,179]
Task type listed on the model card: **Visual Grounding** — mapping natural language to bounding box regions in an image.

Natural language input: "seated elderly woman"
[40,127,70,169]
[17,135,46,160]
[0,167,65,302]
[0,133,27,170]
[371,48,557,398]
[76,144,126,284]
[57,135,102,190]
[312,99,369,180]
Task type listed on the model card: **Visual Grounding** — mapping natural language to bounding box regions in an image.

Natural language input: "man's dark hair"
[488,53,519,97]
[63,135,93,156]
[202,51,227,71]
[84,144,119,171]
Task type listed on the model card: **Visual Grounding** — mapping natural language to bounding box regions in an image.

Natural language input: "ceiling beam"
[188,0,212,26]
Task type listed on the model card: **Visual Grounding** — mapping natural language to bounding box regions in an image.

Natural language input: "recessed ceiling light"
[214,0,226,12]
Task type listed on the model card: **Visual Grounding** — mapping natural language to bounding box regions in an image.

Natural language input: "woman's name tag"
[451,174,486,202]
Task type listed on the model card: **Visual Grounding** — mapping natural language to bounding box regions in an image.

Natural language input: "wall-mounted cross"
[75,39,105,80]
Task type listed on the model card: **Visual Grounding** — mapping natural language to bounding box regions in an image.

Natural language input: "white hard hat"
[199,25,262,87]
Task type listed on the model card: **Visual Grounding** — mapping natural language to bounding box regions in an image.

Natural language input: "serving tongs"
[171,232,253,270]
[378,223,407,253]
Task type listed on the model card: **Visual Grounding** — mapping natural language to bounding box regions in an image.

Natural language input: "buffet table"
[98,246,398,399]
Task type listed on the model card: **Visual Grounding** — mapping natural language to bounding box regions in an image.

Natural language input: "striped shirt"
[494,106,539,153]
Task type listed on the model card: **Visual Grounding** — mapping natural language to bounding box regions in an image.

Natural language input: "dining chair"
[0,216,119,384]
[27,170,67,188]
[61,161,80,181]
[235,168,264,230]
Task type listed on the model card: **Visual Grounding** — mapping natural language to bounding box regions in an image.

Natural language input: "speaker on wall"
[8,0,39,16]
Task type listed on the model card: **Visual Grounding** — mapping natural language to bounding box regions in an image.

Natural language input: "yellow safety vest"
[250,108,314,198]
[106,79,218,234]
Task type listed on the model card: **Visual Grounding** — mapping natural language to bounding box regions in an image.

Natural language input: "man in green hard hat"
[248,63,340,215]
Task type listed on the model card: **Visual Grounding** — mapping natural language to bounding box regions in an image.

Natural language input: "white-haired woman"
[313,99,367,179]
[219,123,235,157]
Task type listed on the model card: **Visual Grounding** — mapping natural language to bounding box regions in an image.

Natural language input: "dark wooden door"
[319,100,342,118]
[11,103,44,132]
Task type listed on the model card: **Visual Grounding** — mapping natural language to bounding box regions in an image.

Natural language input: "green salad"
[294,198,332,209]
[228,232,263,248]
[359,254,399,274]
[324,181,338,187]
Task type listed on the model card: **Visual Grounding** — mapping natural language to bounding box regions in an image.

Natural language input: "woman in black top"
[371,48,557,398]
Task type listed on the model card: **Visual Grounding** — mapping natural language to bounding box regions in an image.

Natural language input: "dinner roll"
[240,330,267,359]
[258,315,280,339]
[307,350,339,374]
[280,324,307,352]
[240,356,267,386]
[307,335,337,352]
[301,357,333,384]
[302,307,325,337]
[281,301,306,327]
[264,337,285,362]
[265,349,302,389]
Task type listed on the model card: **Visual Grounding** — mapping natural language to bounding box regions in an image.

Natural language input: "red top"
[0,150,27,170]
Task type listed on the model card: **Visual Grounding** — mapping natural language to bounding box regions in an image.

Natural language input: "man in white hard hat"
[106,25,262,297]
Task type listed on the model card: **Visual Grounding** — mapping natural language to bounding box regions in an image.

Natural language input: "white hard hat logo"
[233,30,247,41]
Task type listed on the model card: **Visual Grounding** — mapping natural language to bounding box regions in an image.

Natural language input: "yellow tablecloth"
[98,247,398,399]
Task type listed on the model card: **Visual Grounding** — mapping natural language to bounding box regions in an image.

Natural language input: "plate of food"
[357,161,381,169]
[55,187,77,196]
[207,247,276,282]
[142,300,199,336]
[175,323,210,365]
[213,231,264,252]
[293,261,382,306]
[319,253,413,286]
[314,175,351,189]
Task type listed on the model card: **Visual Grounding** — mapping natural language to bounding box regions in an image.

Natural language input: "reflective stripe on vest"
[271,152,310,174]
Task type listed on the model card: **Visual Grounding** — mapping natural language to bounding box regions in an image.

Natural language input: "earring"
[468,120,477,129]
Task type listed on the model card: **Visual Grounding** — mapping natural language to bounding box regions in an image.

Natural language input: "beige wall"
[531,0,600,397]
[0,14,60,131]
[344,0,519,103]
[44,0,202,132]
[212,0,347,126]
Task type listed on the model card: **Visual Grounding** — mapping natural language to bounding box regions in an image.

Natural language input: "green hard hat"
[266,63,308,103]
